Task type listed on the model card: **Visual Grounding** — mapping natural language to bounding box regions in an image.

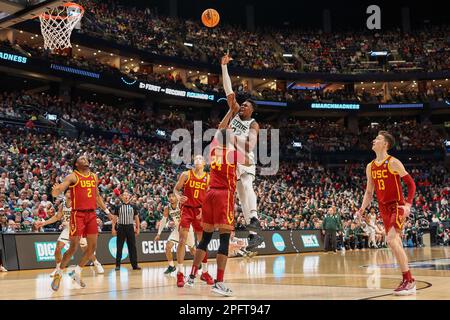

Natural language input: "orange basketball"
[201,8,220,28]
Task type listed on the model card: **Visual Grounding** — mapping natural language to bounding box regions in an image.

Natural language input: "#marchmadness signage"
[1,230,323,270]
[0,51,28,64]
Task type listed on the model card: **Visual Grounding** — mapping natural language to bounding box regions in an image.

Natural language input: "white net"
[39,3,84,50]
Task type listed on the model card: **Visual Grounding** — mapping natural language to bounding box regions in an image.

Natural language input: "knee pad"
[197,231,213,251]
[218,233,231,256]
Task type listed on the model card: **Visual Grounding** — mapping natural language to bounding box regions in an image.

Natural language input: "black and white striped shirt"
[114,202,137,225]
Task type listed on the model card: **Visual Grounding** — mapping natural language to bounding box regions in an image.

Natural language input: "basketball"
[201,8,220,28]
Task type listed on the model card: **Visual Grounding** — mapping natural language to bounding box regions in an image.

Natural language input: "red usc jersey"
[209,146,237,192]
[371,156,405,205]
[70,170,97,210]
[183,169,209,207]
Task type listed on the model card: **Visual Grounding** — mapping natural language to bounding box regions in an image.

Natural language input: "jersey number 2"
[87,188,92,198]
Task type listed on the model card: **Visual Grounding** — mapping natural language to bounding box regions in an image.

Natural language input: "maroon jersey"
[183,169,209,207]
[209,146,237,192]
[70,170,97,210]
[371,156,405,205]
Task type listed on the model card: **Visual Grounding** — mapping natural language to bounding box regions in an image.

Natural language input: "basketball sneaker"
[69,270,86,288]
[51,271,62,291]
[200,272,214,285]
[246,233,264,251]
[177,272,185,287]
[185,275,195,288]
[211,281,233,297]
[94,261,104,274]
[246,217,261,232]
[164,266,176,275]
[0,266,7,272]
[50,268,58,277]
[393,279,416,296]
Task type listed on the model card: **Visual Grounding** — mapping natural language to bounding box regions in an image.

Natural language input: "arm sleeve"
[157,216,167,235]
[401,174,416,204]
[221,64,233,96]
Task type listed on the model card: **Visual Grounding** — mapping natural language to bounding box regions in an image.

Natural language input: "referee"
[112,191,141,271]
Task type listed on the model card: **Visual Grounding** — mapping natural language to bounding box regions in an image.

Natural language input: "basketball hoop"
[39,2,84,50]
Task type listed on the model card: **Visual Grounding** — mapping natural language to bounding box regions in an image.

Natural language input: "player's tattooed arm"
[51,173,77,197]
[357,163,375,218]
[173,171,189,204]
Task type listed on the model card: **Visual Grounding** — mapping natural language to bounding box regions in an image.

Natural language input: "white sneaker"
[185,275,195,288]
[0,266,7,272]
[50,268,58,277]
[211,281,233,297]
[68,270,86,288]
[94,261,104,274]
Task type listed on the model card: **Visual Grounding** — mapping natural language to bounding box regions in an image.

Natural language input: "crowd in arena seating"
[74,0,450,74]
[1,90,449,249]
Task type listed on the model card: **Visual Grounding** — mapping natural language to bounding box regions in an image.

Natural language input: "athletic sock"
[201,263,207,272]
[177,264,183,274]
[190,264,199,277]
[217,269,224,282]
[75,265,82,275]
[56,263,61,270]
[168,261,175,267]
[402,270,412,281]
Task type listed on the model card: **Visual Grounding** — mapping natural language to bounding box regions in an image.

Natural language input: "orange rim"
[40,2,84,20]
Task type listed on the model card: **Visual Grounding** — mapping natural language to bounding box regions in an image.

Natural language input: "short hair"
[378,131,395,150]
[245,99,257,111]
[72,154,82,169]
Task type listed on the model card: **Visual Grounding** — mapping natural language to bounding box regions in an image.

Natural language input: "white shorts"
[57,228,87,247]
[237,163,256,181]
[168,225,195,248]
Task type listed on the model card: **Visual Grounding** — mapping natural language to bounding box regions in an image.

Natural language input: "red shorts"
[69,210,98,237]
[379,202,405,233]
[202,188,235,231]
[180,206,203,233]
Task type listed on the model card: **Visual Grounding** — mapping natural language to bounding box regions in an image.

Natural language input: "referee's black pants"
[116,224,138,268]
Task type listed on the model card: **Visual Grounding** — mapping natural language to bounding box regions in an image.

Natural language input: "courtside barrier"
[1,230,324,270]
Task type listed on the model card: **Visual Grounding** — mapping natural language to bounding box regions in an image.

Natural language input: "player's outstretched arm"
[357,163,375,217]
[173,171,189,204]
[51,173,77,197]
[35,204,64,228]
[221,54,240,115]
[155,206,169,241]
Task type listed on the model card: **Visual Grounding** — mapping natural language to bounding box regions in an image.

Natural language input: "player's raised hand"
[221,54,233,65]
[356,208,364,220]
[178,195,188,204]
[51,183,60,197]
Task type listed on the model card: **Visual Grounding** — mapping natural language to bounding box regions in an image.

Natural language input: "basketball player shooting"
[357,131,417,295]
[221,54,264,251]
[49,155,115,291]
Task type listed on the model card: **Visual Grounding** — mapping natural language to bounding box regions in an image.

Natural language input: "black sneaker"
[132,266,142,270]
[115,266,120,271]
[246,233,264,251]
[164,266,176,274]
[246,217,261,232]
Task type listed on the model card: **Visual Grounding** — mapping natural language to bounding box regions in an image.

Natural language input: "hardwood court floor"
[1,246,449,300]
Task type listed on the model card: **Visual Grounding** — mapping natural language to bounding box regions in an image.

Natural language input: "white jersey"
[61,200,71,229]
[168,201,181,227]
[230,114,256,165]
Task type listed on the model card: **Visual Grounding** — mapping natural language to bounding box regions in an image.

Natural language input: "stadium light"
[184,42,193,47]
